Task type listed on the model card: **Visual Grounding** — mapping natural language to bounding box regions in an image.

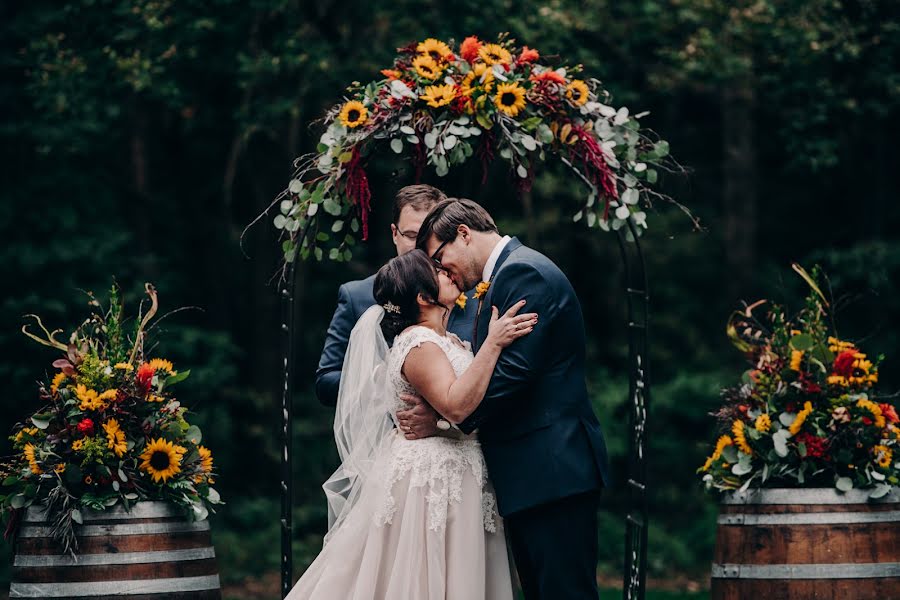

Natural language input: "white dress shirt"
[482,235,512,282]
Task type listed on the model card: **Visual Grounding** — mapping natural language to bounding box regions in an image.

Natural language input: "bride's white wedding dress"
[286,323,513,600]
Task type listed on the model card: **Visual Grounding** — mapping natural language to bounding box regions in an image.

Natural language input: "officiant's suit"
[459,237,610,600]
[315,275,478,407]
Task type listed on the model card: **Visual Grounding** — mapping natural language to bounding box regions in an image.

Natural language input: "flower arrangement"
[268,33,692,267]
[2,283,221,553]
[699,265,899,498]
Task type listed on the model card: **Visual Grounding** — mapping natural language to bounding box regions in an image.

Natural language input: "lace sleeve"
[387,327,448,392]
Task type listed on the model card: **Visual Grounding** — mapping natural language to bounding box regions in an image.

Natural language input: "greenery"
[2,0,898,596]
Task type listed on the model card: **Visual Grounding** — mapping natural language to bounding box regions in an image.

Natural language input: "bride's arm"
[403,301,536,423]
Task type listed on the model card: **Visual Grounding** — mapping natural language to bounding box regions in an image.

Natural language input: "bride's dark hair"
[374,249,449,339]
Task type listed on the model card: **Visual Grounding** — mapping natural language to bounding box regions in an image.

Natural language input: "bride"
[287,249,538,600]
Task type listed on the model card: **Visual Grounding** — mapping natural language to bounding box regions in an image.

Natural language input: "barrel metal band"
[24,501,182,523]
[718,510,900,526]
[722,488,900,505]
[712,562,900,579]
[9,574,220,597]
[14,546,215,567]
[18,520,210,538]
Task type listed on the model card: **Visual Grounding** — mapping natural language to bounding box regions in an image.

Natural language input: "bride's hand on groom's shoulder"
[485,300,538,350]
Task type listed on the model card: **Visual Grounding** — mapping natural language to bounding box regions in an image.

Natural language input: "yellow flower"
[754,414,772,433]
[474,281,491,299]
[148,358,175,375]
[147,393,166,403]
[461,62,495,95]
[99,389,118,402]
[420,84,457,108]
[15,427,39,444]
[478,43,512,65]
[194,445,214,483]
[413,55,442,80]
[857,398,886,429]
[339,101,369,129]
[873,445,893,469]
[417,38,452,63]
[139,438,187,484]
[24,443,42,475]
[732,420,752,455]
[828,337,857,354]
[789,401,814,435]
[700,435,733,472]
[54,463,66,474]
[50,372,67,395]
[789,350,804,372]
[566,80,590,106]
[494,82,527,117]
[455,293,468,310]
[76,384,106,411]
[114,362,134,372]
[71,439,84,451]
[103,418,128,458]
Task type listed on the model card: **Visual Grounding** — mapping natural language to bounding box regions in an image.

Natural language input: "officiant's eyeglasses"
[430,234,457,269]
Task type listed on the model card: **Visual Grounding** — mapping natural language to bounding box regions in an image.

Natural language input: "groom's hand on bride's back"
[395,394,441,440]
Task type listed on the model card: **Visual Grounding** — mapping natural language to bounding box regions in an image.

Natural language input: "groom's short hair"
[416,198,498,247]
[392,184,447,224]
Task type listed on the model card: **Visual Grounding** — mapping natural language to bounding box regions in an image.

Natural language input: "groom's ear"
[457,224,471,243]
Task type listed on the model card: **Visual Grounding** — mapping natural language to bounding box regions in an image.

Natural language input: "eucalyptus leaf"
[835,476,854,492]
[390,138,403,154]
[732,462,753,476]
[869,483,892,499]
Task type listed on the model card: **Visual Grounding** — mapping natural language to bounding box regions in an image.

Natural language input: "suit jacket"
[459,237,610,516]
[315,274,479,407]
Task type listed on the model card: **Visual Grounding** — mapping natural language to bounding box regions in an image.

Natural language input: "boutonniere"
[455,293,468,310]
[474,281,491,299]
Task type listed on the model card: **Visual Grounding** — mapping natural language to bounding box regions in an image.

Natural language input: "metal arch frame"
[278,221,652,600]
[617,219,650,600]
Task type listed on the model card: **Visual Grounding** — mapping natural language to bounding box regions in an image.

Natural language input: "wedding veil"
[321,304,395,542]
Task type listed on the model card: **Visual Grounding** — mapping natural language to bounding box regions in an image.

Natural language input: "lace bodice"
[387,326,474,419]
[375,326,498,533]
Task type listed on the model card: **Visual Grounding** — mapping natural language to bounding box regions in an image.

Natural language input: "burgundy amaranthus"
[344,147,372,240]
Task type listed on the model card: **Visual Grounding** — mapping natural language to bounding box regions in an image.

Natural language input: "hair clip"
[383,301,401,315]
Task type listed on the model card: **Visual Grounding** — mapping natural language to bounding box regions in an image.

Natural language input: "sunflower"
[754,413,772,433]
[139,438,187,483]
[338,101,369,129]
[114,362,134,372]
[24,443,42,475]
[103,418,128,458]
[54,463,66,474]
[412,55,442,80]
[50,372,67,395]
[71,439,84,451]
[148,358,175,375]
[478,43,512,65]
[193,445,214,484]
[417,38,452,63]
[566,80,589,106]
[420,84,457,108]
[461,62,494,96]
[494,82,527,117]
[76,384,106,411]
[874,445,893,469]
[15,427,39,444]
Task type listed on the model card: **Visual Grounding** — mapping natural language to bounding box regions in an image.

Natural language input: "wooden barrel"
[711,487,900,599]
[9,501,221,599]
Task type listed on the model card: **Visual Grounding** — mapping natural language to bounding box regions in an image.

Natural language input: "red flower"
[530,71,566,85]
[460,37,482,63]
[880,403,899,424]
[77,418,95,436]
[444,53,456,62]
[796,432,830,459]
[136,363,155,394]
[833,351,857,377]
[518,46,540,64]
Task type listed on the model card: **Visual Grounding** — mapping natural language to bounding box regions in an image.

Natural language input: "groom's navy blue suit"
[460,237,609,600]
[315,274,478,406]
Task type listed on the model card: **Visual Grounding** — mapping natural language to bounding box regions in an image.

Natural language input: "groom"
[414,198,610,599]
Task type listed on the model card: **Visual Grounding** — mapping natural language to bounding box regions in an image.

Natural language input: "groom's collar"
[484,236,522,281]
[482,235,512,282]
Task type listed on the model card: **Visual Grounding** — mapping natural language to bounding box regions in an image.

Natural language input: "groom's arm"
[458,262,558,434]
[315,284,356,407]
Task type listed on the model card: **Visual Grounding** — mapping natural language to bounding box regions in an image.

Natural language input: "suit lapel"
[473,237,523,353]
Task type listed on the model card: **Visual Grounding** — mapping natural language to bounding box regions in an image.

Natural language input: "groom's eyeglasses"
[430,234,457,269]
[396,228,419,241]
